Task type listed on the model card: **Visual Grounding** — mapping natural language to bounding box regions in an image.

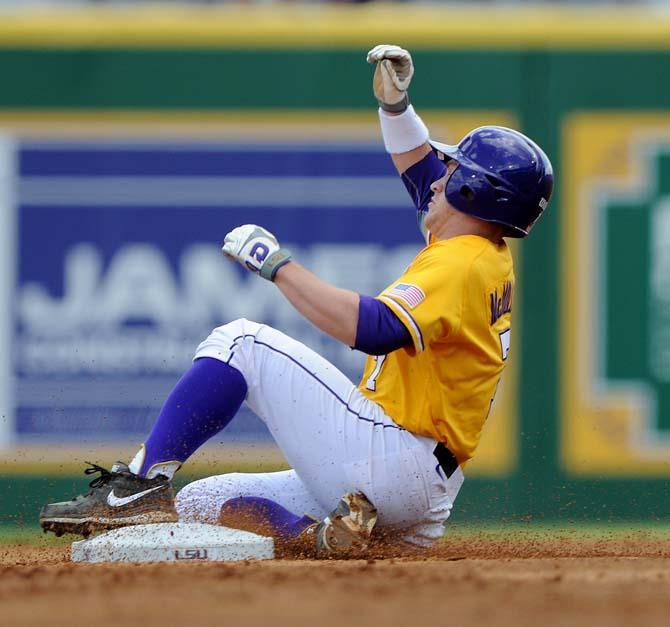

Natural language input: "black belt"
[433,442,459,479]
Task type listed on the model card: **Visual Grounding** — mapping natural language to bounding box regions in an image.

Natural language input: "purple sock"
[138,357,247,476]
[221,496,315,539]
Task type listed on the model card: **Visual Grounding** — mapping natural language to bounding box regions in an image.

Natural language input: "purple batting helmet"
[430,126,553,237]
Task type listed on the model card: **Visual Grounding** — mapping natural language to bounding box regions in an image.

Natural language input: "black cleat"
[309,492,378,556]
[39,462,178,538]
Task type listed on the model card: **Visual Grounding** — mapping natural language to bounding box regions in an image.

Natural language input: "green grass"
[0,526,71,546]
[444,520,670,539]
[2,521,669,546]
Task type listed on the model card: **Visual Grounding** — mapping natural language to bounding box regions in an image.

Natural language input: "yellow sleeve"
[377,244,466,353]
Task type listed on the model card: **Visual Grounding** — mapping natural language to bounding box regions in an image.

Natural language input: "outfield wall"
[0,6,669,524]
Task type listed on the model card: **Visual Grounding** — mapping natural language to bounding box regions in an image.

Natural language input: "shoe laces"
[83,462,118,490]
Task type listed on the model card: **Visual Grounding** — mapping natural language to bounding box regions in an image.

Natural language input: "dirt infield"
[2,533,669,627]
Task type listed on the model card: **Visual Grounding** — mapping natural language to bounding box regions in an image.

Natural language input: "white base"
[71,522,275,563]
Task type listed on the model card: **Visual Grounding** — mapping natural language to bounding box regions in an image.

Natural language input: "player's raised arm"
[368,45,448,243]
[367,44,432,174]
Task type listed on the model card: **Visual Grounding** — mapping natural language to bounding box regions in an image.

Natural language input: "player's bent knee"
[194,318,265,365]
[202,318,257,346]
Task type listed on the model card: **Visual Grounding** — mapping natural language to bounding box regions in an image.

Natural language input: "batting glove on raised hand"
[366,44,414,113]
[222,224,293,281]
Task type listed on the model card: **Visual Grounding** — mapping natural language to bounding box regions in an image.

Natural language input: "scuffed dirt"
[2,536,670,627]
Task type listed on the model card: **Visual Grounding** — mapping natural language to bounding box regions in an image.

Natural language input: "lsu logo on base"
[175,548,209,560]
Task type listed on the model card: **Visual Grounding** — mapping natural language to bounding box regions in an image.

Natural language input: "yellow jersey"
[358,235,514,465]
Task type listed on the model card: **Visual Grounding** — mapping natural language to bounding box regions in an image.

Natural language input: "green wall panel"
[0,49,524,109]
[547,52,670,109]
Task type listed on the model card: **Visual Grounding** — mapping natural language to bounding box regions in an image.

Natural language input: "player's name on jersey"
[490,281,513,325]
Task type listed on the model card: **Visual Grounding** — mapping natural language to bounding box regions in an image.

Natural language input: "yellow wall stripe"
[2,6,670,49]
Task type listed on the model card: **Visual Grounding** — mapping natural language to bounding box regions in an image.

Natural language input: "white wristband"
[378,105,430,154]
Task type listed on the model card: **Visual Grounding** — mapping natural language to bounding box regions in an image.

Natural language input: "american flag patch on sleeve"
[386,283,426,309]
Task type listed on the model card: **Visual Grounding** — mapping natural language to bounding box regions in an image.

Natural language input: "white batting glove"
[366,44,414,113]
[222,224,292,281]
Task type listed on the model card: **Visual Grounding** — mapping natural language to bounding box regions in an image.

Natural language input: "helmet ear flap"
[484,174,512,202]
[459,185,475,202]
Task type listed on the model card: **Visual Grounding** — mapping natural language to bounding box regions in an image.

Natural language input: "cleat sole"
[40,511,178,538]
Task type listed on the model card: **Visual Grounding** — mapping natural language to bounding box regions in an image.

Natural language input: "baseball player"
[40,45,553,554]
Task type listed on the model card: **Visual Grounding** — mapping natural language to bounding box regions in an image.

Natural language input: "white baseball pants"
[175,318,464,545]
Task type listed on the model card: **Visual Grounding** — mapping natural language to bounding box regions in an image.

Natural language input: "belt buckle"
[433,442,458,479]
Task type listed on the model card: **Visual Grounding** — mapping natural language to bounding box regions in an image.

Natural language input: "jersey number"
[365,355,387,391]
[486,327,512,421]
[499,328,511,361]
